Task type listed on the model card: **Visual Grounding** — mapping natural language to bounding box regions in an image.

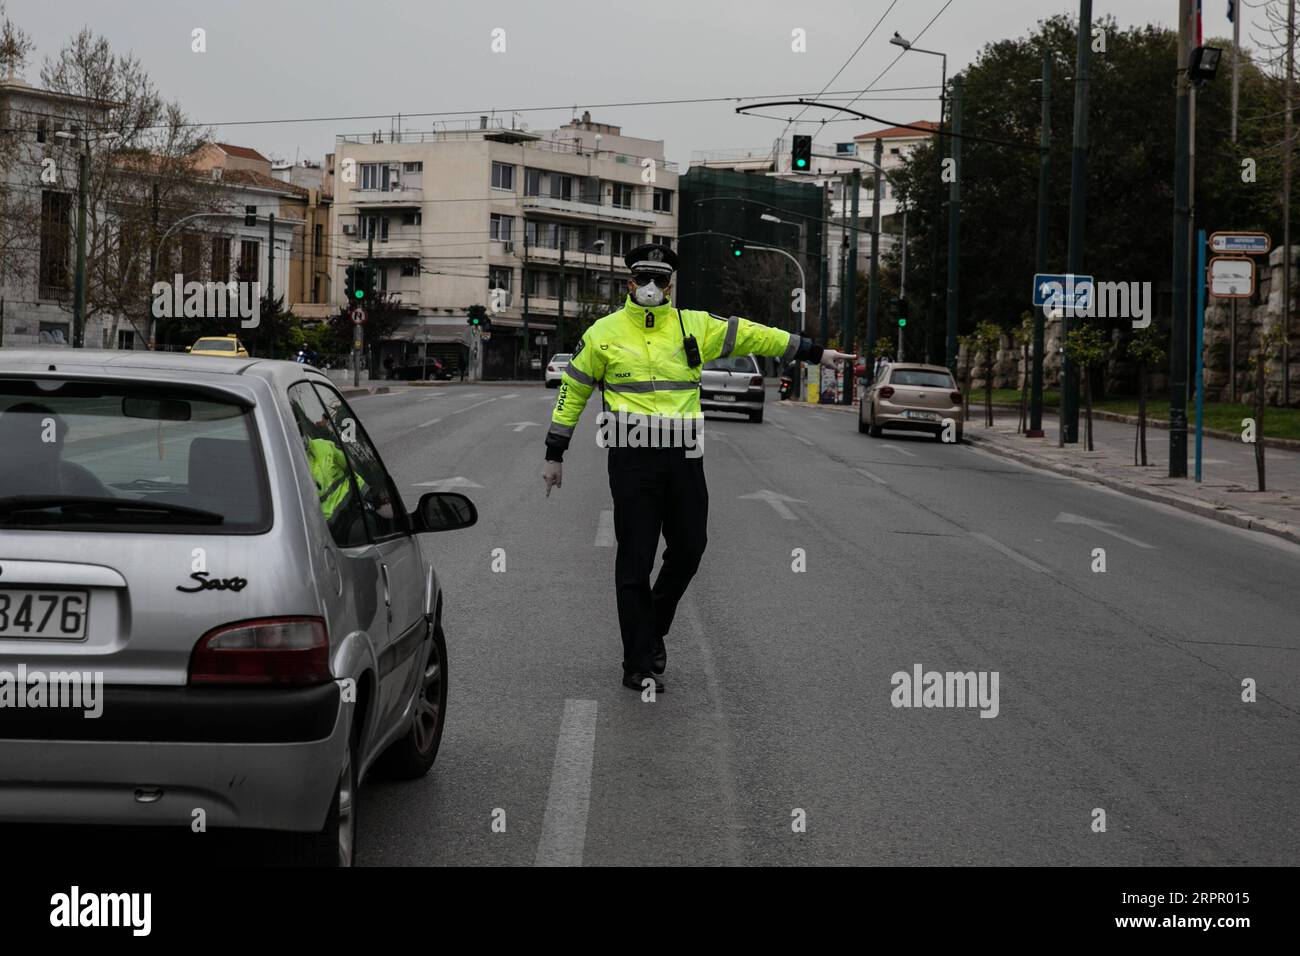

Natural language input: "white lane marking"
[880,443,916,458]
[1055,512,1156,549]
[770,421,787,430]
[418,393,449,402]
[507,422,542,432]
[412,476,482,489]
[535,698,598,868]
[499,392,520,399]
[417,418,443,428]
[795,435,814,446]
[594,510,615,547]
[739,489,803,520]
[855,468,889,486]
[421,391,479,402]
[449,398,497,415]
[971,532,1049,574]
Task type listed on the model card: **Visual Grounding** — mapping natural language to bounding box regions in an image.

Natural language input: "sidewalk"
[783,398,1300,546]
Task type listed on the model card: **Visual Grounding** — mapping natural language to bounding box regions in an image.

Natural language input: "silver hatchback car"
[0,350,475,865]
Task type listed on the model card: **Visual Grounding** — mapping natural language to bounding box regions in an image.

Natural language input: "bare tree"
[39,29,222,347]
[0,2,37,290]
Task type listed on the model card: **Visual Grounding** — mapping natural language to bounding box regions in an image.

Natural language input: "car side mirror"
[411,491,477,533]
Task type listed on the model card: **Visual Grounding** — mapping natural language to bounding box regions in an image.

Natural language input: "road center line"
[795,435,814,446]
[534,698,598,868]
[855,467,889,486]
[880,443,917,458]
[594,510,615,547]
[417,418,443,429]
[971,532,1049,574]
[449,398,497,415]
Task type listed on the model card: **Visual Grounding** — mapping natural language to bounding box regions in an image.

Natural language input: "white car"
[545,353,572,388]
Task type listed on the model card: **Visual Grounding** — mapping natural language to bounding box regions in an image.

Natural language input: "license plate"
[904,410,941,421]
[0,589,90,640]
[712,394,736,402]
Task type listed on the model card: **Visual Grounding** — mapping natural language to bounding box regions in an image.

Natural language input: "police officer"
[541,242,854,692]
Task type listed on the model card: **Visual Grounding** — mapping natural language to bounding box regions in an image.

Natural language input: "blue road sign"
[1208,232,1270,255]
[1032,273,1094,310]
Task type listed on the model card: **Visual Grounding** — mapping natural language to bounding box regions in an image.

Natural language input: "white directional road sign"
[1032,273,1093,311]
[1208,257,1254,298]
[351,307,367,325]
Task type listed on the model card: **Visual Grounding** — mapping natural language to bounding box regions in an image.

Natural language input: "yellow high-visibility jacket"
[544,296,822,460]
[306,437,362,520]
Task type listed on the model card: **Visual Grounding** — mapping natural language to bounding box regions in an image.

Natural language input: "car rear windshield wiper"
[0,495,225,525]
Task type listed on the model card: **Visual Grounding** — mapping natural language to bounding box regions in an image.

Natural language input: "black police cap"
[625,242,678,276]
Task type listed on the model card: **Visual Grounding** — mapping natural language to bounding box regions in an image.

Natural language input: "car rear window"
[890,369,955,388]
[196,339,237,351]
[704,355,758,373]
[551,354,571,363]
[0,379,271,534]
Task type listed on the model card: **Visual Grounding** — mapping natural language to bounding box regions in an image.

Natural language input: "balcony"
[521,194,656,226]
[352,186,423,206]
[348,237,421,259]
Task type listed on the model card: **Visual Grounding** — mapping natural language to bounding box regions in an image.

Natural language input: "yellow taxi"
[188,334,250,358]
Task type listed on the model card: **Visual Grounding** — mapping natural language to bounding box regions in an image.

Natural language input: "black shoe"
[651,638,667,675]
[622,672,665,693]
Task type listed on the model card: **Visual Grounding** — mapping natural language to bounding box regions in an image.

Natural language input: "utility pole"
[267,213,276,311]
[522,232,531,378]
[72,147,89,348]
[1063,0,1092,445]
[1284,0,1295,406]
[558,241,566,353]
[1170,0,1192,477]
[1030,53,1052,438]
[865,136,883,385]
[844,169,861,402]
[945,76,963,372]
[148,183,160,348]
[820,181,830,345]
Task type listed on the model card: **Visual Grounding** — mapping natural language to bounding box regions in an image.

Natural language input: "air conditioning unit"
[342,223,357,236]
[501,241,515,254]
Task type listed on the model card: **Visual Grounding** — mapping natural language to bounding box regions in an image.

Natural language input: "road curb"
[964,432,1300,547]
[339,386,390,398]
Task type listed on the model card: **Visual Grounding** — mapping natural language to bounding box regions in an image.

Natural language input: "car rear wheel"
[284,721,358,867]
[375,622,448,779]
[868,407,883,438]
[749,409,763,423]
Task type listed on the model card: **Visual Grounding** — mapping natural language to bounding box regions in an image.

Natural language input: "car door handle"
[380,562,393,624]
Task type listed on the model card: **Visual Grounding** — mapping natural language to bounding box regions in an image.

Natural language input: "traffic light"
[897,297,909,327]
[730,239,745,258]
[467,304,489,327]
[792,135,812,172]
[244,205,257,227]
[359,266,377,303]
[344,265,359,303]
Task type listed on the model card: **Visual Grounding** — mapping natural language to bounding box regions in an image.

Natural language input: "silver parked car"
[700,353,766,423]
[0,350,476,865]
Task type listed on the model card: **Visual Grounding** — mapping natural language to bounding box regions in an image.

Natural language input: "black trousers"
[607,446,708,674]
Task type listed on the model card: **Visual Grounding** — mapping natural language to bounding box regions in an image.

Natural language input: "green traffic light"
[795,158,806,168]
[899,319,907,327]
[354,289,364,300]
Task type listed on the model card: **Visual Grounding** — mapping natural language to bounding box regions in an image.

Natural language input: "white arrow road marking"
[739,489,804,520]
[417,418,443,429]
[594,510,615,547]
[449,398,497,415]
[855,468,889,486]
[1055,512,1156,549]
[880,443,916,458]
[971,532,1049,573]
[535,698,598,868]
[413,476,483,489]
[507,422,542,432]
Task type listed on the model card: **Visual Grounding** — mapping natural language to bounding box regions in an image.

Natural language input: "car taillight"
[750,375,763,386]
[548,365,555,371]
[950,391,962,404]
[879,386,895,399]
[189,617,330,686]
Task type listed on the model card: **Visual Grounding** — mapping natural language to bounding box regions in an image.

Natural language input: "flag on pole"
[1196,0,1203,45]
[1227,0,1235,24]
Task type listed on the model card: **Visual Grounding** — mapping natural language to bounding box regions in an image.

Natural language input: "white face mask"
[633,279,666,307]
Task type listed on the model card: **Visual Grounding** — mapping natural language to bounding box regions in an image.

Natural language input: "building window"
[402,210,422,226]
[403,161,423,173]
[603,229,642,257]
[835,142,856,156]
[38,190,72,299]
[490,213,513,242]
[491,162,515,191]
[550,174,574,201]
[210,236,231,282]
[400,262,419,278]
[36,115,48,143]
[489,266,512,292]
[524,168,542,196]
[652,188,672,213]
[361,162,398,191]
[117,329,135,350]
[652,234,674,249]
[181,232,203,278]
[611,183,633,209]
[313,223,323,257]
[890,147,900,155]
[363,216,389,241]
[312,275,321,303]
[238,239,260,283]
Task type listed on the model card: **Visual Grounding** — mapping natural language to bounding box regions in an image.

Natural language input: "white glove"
[542,460,562,496]
[820,348,858,367]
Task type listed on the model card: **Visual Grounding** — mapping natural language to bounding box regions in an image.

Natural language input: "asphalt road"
[341,382,1300,866]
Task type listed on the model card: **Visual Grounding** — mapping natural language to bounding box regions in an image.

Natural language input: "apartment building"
[332,112,679,379]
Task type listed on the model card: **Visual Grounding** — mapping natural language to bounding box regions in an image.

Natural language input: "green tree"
[1126,327,1165,465]
[971,320,1002,427]
[1064,325,1109,451]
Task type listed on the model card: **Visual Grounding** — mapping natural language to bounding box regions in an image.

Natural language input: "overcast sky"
[11,0,1263,169]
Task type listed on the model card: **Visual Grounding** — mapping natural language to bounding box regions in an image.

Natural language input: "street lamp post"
[56,130,119,348]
